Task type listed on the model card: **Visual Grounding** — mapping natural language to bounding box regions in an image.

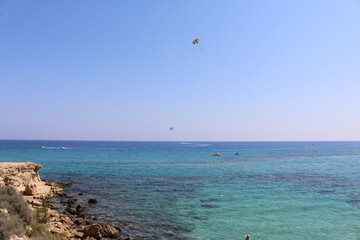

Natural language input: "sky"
[1,0,360,141]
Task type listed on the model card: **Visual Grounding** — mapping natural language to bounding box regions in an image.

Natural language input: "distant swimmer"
[60,147,65,149]
[234,152,241,155]
[219,193,223,197]
[213,152,221,156]
[245,235,251,240]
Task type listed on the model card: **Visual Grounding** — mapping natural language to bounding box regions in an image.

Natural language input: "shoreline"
[40,180,129,240]
[0,162,130,240]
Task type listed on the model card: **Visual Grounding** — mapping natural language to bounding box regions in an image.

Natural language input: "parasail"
[192,38,200,45]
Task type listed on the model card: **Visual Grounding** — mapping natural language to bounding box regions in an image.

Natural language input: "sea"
[1,140,360,240]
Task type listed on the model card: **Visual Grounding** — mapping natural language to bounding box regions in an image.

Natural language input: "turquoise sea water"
[1,141,360,240]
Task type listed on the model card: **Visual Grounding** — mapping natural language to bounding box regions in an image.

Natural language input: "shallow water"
[1,141,360,239]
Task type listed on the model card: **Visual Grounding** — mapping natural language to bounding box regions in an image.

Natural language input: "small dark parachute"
[192,38,200,45]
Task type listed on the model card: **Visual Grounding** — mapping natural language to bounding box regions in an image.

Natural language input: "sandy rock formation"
[82,224,121,239]
[0,162,53,198]
[9,236,31,240]
[1,162,127,240]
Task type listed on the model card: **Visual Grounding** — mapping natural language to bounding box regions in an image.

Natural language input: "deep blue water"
[1,140,360,239]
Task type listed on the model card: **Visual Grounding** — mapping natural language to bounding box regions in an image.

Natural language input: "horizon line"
[1,139,360,142]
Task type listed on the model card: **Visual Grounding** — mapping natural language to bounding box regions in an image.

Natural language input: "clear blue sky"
[1,0,360,141]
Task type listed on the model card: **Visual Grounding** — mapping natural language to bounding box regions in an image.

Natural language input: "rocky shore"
[0,162,130,240]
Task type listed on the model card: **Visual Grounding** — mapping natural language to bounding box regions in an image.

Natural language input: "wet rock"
[88,199,98,204]
[82,223,121,239]
[76,204,84,213]
[85,218,93,225]
[57,192,66,197]
[48,202,58,210]
[74,218,86,226]
[78,192,84,196]
[66,207,78,215]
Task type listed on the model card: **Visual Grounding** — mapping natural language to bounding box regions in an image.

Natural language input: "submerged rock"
[199,198,218,203]
[200,204,220,208]
[67,198,76,205]
[192,216,209,220]
[88,198,98,204]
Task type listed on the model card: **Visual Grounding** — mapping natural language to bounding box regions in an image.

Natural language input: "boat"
[234,152,241,155]
[212,152,221,156]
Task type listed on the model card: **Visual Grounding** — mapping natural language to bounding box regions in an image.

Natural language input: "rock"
[88,199,98,204]
[0,162,53,198]
[57,192,66,197]
[22,196,34,203]
[49,221,66,233]
[70,229,83,238]
[67,198,76,205]
[74,218,86,226]
[78,192,84,196]
[49,209,60,218]
[32,199,43,206]
[48,203,58,210]
[82,223,121,239]
[0,208,10,218]
[61,216,74,226]
[76,204,84,213]
[9,236,30,240]
[66,207,78,215]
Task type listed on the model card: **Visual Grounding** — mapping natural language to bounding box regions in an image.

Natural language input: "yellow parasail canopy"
[192,38,200,44]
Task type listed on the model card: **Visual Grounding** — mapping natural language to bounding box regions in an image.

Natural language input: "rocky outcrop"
[82,224,121,239]
[1,162,128,240]
[0,162,52,198]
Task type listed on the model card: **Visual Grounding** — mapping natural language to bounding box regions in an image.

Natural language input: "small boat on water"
[59,147,65,149]
[212,152,221,156]
[234,152,241,155]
